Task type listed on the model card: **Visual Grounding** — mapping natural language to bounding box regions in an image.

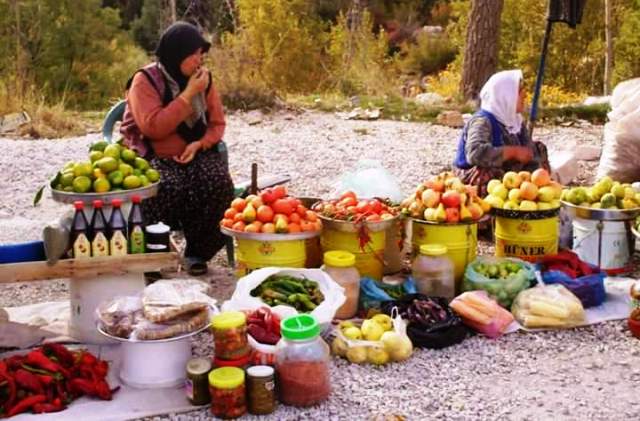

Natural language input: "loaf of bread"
[135,309,209,341]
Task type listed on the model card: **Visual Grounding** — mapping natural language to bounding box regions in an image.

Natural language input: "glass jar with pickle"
[211,311,250,361]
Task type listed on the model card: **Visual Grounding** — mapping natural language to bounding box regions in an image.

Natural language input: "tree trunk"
[346,0,368,62]
[11,0,24,98]
[604,0,613,96]
[168,0,177,23]
[461,0,504,101]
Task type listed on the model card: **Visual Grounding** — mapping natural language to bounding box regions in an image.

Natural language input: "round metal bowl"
[221,226,320,241]
[491,206,560,220]
[317,214,400,233]
[561,201,640,221]
[51,182,160,205]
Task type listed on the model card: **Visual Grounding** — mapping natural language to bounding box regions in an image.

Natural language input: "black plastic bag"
[381,294,470,349]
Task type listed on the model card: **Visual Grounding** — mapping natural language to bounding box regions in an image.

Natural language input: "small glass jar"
[247,365,277,415]
[275,314,331,407]
[186,357,212,406]
[322,251,360,319]
[213,354,251,370]
[412,244,455,299]
[211,311,251,361]
[209,367,246,419]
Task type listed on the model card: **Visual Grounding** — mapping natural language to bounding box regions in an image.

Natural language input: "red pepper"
[93,360,109,379]
[94,380,114,400]
[33,401,65,414]
[77,351,98,368]
[6,394,46,417]
[42,343,75,368]
[0,372,17,414]
[25,350,70,378]
[68,378,96,396]
[35,374,54,386]
[14,369,44,394]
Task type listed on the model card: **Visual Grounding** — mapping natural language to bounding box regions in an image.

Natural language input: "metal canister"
[186,357,212,406]
[246,365,276,415]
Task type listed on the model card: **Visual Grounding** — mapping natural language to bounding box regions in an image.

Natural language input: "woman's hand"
[174,141,202,164]
[504,146,533,164]
[180,68,209,102]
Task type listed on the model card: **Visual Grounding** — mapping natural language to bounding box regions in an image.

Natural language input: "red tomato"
[231,198,246,212]
[296,205,308,217]
[259,188,277,205]
[340,197,357,208]
[340,191,357,201]
[256,205,275,223]
[355,200,372,214]
[272,199,294,215]
[245,223,260,233]
[289,213,301,224]
[273,185,287,200]
[305,210,318,222]
[287,197,301,208]
[233,213,244,223]
[288,223,301,233]
[221,218,234,228]
[300,220,314,232]
[369,200,383,214]
[232,221,246,232]
[224,208,238,219]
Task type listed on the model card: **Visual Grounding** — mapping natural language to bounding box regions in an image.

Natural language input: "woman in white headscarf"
[453,69,549,196]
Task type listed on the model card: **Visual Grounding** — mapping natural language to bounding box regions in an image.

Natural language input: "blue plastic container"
[0,241,47,264]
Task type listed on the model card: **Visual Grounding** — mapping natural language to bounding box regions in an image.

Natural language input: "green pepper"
[261,289,287,300]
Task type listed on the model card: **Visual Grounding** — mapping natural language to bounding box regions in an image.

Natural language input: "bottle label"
[185,378,194,401]
[73,234,91,258]
[129,226,146,254]
[110,231,128,256]
[92,232,109,256]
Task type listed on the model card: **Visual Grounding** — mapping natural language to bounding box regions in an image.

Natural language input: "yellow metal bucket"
[235,237,306,278]
[321,228,386,280]
[411,220,477,292]
[494,215,559,262]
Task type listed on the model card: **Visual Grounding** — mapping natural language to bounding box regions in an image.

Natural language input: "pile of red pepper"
[246,308,281,345]
[0,344,117,417]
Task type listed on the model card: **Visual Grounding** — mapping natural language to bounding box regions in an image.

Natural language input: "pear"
[243,203,257,223]
[275,217,289,233]
[460,204,472,222]
[435,203,447,222]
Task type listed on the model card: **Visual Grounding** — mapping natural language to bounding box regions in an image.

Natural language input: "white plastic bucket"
[69,273,146,344]
[572,218,631,271]
[119,337,192,388]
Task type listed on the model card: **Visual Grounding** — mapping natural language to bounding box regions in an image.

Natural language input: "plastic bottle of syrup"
[128,195,146,254]
[70,201,91,258]
[109,199,128,256]
[90,200,110,257]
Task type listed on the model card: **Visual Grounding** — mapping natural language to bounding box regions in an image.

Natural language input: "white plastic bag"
[222,268,346,329]
[332,159,403,203]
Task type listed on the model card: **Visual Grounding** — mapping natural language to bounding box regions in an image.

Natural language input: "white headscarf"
[479,69,523,134]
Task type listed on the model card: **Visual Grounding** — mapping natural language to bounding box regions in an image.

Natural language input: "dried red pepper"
[42,343,75,368]
[6,394,47,417]
[14,369,43,394]
[25,350,70,378]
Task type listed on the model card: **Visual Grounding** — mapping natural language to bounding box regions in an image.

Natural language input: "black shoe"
[144,271,162,285]
[184,256,208,276]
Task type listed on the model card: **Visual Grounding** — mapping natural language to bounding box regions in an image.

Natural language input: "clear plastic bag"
[331,309,413,365]
[462,257,535,308]
[511,284,585,329]
[450,291,514,339]
[332,160,404,203]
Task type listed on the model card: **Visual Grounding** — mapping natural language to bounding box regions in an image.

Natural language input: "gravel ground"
[2,111,639,421]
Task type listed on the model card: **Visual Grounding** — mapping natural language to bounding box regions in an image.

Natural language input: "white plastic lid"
[247,365,274,378]
[146,222,170,234]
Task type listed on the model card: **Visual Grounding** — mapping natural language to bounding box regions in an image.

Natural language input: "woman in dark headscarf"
[123,21,234,275]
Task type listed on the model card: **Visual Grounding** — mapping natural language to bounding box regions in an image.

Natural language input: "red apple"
[425,177,445,193]
[445,207,460,223]
[441,191,461,209]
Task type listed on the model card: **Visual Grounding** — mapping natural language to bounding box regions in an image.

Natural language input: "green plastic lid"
[280,314,320,341]
[324,250,356,267]
[419,244,448,256]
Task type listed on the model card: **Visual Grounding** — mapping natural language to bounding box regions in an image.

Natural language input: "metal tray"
[221,226,320,241]
[491,206,560,220]
[561,201,640,221]
[97,323,210,344]
[51,182,159,205]
[317,214,400,233]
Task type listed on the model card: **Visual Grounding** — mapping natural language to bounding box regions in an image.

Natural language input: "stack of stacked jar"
[206,311,331,418]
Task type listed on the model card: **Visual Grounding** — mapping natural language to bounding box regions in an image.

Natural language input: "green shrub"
[396,31,457,76]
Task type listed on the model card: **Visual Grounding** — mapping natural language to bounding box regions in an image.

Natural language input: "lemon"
[145,168,160,183]
[89,150,103,162]
[108,170,124,186]
[139,175,150,187]
[93,168,106,179]
[346,346,367,364]
[119,163,133,177]
[103,144,121,159]
[134,157,150,171]
[93,178,111,193]
[96,157,119,173]
[90,141,109,152]
[361,320,384,341]
[60,173,75,187]
[331,337,348,357]
[367,347,390,365]
[121,148,136,163]
[63,186,74,192]
[343,327,363,340]
[73,162,93,177]
[371,314,393,332]
[72,176,92,193]
[63,161,75,171]
[133,169,142,177]
[123,175,142,190]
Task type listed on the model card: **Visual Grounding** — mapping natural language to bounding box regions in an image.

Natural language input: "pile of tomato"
[311,191,398,223]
